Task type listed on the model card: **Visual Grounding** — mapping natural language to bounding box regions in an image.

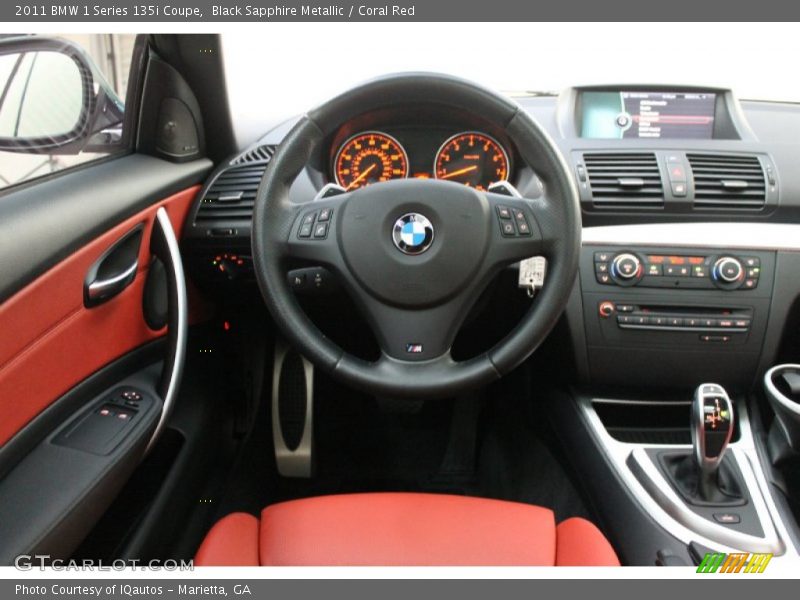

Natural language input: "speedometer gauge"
[434,132,509,190]
[334,131,408,190]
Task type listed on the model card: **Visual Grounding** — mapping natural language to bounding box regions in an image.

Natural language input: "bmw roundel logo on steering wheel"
[392,213,434,255]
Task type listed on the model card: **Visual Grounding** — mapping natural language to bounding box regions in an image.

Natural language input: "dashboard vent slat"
[687,153,766,210]
[583,152,664,209]
[231,143,276,165]
[195,155,273,224]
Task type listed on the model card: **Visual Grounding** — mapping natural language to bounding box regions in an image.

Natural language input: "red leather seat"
[195,493,619,566]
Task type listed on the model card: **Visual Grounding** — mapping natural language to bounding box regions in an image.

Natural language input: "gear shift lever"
[691,383,735,499]
[662,384,743,505]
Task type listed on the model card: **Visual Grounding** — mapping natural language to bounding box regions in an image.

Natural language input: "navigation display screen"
[581,91,717,139]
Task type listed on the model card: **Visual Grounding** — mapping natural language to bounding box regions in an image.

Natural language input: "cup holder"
[764,364,800,459]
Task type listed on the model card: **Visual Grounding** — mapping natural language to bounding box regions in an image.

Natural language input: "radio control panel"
[597,301,753,341]
[594,251,760,291]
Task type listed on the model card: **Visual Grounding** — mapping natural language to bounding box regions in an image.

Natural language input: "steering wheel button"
[302,212,316,226]
[516,220,531,235]
[298,223,313,238]
[496,206,512,219]
[313,223,328,238]
[500,221,516,236]
[318,208,333,222]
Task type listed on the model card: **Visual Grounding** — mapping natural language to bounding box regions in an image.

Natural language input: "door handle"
[84,224,144,308]
[145,207,188,452]
[86,261,138,303]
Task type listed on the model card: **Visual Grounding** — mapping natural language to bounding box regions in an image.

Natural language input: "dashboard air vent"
[231,143,276,165]
[583,152,664,209]
[687,153,766,209]
[195,163,267,223]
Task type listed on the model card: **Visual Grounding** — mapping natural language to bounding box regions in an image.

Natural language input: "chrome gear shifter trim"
[692,383,734,478]
[578,396,796,559]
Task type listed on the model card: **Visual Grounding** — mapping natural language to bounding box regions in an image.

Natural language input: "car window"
[0,34,136,192]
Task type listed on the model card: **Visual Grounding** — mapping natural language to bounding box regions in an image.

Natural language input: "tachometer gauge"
[434,132,509,190]
[334,131,409,190]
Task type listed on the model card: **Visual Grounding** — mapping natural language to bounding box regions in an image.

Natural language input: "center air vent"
[583,152,664,209]
[195,161,271,224]
[687,153,766,209]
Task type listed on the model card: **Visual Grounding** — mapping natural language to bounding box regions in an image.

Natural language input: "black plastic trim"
[0,362,164,563]
[0,341,165,481]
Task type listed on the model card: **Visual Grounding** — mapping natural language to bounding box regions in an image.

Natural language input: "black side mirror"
[0,36,123,155]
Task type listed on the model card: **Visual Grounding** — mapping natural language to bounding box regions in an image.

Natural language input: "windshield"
[223,22,800,146]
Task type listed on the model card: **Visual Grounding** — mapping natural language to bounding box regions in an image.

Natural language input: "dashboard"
[179,80,800,564]
[182,82,800,393]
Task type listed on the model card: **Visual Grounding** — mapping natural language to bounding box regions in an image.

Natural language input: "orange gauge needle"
[346,163,377,190]
[439,165,478,180]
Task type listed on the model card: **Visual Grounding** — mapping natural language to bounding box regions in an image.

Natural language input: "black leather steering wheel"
[252,73,580,399]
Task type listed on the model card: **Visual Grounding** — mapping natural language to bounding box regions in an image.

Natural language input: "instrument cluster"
[331,128,512,192]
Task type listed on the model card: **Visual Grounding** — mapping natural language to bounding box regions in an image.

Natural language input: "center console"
[567,223,800,564]
[579,245,775,389]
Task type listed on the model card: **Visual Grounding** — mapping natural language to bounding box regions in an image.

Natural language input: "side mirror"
[0,36,123,154]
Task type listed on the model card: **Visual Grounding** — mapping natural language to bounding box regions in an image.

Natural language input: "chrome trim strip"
[582,222,800,252]
[578,396,798,560]
[593,398,691,407]
[628,447,782,554]
[145,208,188,453]
[87,261,138,300]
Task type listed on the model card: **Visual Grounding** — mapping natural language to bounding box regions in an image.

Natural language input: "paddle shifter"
[692,384,735,498]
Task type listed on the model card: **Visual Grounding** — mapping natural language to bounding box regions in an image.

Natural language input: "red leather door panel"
[0,186,200,447]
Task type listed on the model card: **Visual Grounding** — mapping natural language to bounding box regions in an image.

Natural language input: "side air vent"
[687,153,766,209]
[194,163,267,223]
[231,143,276,165]
[583,152,664,209]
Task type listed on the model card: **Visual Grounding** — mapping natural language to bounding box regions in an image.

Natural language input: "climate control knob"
[611,253,642,284]
[712,257,744,284]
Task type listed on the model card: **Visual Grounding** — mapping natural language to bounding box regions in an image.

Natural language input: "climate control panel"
[594,251,760,291]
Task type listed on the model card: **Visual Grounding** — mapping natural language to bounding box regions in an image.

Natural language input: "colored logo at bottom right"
[696,552,772,573]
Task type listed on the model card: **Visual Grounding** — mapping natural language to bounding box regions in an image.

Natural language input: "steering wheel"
[252,73,580,399]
